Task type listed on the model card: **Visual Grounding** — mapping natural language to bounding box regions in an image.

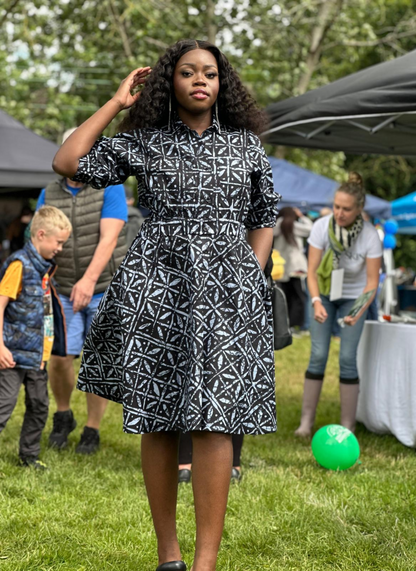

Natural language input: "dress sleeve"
[72,132,145,189]
[245,132,281,231]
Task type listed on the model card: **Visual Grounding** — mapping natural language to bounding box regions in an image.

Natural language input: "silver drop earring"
[215,100,221,133]
[168,95,172,131]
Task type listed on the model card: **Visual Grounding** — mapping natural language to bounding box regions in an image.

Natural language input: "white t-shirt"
[308,215,382,299]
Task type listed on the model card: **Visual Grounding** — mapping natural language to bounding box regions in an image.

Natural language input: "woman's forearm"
[358,281,378,313]
[359,257,381,311]
[247,227,273,271]
[307,272,320,299]
[52,98,123,178]
[363,282,378,297]
[307,246,324,300]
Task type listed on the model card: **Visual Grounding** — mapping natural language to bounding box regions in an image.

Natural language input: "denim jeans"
[306,296,367,383]
[59,294,102,356]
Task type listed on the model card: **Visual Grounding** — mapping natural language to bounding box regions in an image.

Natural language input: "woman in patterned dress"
[53,39,280,571]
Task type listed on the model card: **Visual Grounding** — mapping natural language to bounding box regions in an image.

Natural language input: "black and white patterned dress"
[73,116,281,435]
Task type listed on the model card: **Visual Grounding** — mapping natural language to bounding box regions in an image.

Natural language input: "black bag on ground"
[270,283,293,350]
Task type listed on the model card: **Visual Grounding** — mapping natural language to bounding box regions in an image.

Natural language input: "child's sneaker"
[48,410,77,449]
[20,456,48,470]
[75,426,100,455]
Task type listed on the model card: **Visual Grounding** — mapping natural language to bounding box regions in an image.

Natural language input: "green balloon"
[311,425,360,471]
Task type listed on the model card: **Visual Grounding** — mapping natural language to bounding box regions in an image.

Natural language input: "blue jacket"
[0,241,66,369]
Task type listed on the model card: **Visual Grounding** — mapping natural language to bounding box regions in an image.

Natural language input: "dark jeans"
[179,431,244,467]
[302,284,311,331]
[280,278,306,328]
[0,368,49,458]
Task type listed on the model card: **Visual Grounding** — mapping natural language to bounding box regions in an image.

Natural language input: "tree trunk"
[297,0,344,95]
[273,145,287,159]
[107,0,133,59]
[274,0,344,157]
[0,0,20,26]
[206,0,217,44]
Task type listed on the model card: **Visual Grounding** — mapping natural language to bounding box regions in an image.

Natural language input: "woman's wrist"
[108,97,125,113]
[311,296,322,306]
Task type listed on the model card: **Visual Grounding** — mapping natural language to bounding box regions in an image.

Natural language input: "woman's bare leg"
[141,431,182,565]
[191,432,233,571]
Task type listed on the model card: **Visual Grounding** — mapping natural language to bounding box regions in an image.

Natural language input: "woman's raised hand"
[53,66,151,177]
[112,67,152,110]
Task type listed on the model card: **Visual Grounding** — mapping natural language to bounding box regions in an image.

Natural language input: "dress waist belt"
[141,218,246,238]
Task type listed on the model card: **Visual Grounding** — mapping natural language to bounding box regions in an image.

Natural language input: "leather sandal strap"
[156,561,186,571]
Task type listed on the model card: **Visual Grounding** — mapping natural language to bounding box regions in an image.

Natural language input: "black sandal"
[178,468,191,483]
[156,561,186,571]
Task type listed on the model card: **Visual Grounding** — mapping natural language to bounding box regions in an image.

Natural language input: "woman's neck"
[177,107,213,135]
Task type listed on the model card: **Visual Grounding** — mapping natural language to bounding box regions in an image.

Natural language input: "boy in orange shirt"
[0,206,71,469]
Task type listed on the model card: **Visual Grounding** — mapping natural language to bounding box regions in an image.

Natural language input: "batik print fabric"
[73,116,281,435]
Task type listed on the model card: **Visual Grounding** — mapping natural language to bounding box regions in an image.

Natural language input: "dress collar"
[170,112,221,135]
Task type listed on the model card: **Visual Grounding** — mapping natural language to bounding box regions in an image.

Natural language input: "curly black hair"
[119,39,267,135]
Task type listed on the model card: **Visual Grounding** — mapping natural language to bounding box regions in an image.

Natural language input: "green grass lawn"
[1,337,415,570]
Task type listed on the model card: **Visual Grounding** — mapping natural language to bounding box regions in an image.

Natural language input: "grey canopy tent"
[263,50,416,156]
[0,110,59,196]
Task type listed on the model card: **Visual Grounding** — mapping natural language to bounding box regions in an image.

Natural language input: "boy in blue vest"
[0,206,71,469]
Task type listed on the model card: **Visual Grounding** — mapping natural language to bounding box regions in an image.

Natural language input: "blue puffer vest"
[0,241,66,370]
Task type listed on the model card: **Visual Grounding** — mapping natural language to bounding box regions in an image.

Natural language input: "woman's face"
[173,49,219,116]
[333,191,362,227]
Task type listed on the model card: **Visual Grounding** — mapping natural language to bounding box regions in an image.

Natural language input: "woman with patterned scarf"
[295,173,382,437]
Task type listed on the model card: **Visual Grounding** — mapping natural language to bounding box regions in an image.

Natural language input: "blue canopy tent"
[268,156,392,219]
[391,191,416,234]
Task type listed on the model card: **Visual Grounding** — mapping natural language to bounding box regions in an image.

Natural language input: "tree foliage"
[1,0,416,263]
